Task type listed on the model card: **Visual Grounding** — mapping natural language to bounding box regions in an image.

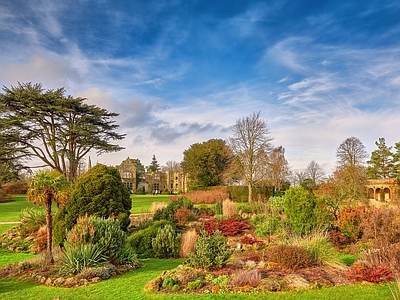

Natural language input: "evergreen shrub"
[152,224,181,258]
[185,230,233,270]
[283,187,333,235]
[55,164,132,236]
[128,220,175,258]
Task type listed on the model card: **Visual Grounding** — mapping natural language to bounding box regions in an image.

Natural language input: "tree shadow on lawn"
[0,279,33,295]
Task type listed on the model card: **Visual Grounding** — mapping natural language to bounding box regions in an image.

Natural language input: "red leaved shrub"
[327,229,351,248]
[347,265,394,283]
[239,235,263,246]
[200,216,251,237]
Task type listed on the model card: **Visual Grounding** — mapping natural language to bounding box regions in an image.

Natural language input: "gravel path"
[0,221,21,224]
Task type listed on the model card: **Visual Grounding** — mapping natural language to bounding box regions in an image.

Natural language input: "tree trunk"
[248,182,253,202]
[45,192,54,264]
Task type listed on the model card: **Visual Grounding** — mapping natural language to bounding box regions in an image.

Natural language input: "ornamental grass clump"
[179,228,198,258]
[289,231,344,267]
[222,198,237,218]
[230,269,261,287]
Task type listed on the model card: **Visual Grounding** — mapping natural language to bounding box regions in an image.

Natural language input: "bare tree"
[228,112,274,202]
[265,146,291,190]
[332,137,368,204]
[305,160,326,184]
[290,170,307,187]
[336,137,368,168]
[162,160,181,172]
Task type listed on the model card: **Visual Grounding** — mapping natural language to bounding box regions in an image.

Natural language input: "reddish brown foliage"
[239,235,263,246]
[327,230,351,248]
[230,270,261,287]
[2,181,28,194]
[361,206,400,246]
[180,189,230,204]
[337,206,367,242]
[266,245,314,269]
[174,207,192,226]
[200,216,251,236]
[347,265,394,283]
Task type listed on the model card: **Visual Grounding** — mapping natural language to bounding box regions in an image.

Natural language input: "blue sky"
[1,0,400,174]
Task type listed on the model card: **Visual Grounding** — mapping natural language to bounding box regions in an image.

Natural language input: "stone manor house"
[114,158,400,201]
[115,157,188,194]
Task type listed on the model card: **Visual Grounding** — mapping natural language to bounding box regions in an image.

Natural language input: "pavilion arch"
[366,179,400,203]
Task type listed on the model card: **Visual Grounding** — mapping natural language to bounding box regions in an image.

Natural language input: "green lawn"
[0,249,36,268]
[0,258,395,300]
[130,194,171,213]
[0,195,42,222]
[0,224,17,235]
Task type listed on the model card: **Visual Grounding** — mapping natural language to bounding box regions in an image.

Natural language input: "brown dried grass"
[222,198,237,218]
[230,269,261,287]
[183,189,230,204]
[151,202,168,213]
[179,228,198,258]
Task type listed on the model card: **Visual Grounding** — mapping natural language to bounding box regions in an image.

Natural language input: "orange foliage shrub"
[266,245,314,269]
[31,225,47,253]
[337,206,367,242]
[2,181,29,194]
[174,207,192,226]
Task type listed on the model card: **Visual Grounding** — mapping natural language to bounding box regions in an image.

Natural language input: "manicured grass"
[0,258,395,300]
[0,195,42,222]
[0,224,17,235]
[0,249,36,268]
[130,194,171,213]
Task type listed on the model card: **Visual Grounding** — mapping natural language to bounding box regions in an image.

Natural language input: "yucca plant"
[60,243,106,275]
